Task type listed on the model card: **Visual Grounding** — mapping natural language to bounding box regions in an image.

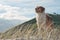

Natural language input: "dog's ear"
[35,6,45,13]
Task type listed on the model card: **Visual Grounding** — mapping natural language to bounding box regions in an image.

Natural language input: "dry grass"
[0,22,60,40]
[0,28,60,40]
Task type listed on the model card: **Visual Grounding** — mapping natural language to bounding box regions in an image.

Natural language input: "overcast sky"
[0,0,60,32]
[0,0,60,20]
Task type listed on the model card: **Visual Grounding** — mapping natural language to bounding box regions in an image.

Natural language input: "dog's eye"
[38,8,39,9]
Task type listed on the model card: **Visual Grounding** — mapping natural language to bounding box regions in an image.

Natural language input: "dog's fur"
[35,6,53,31]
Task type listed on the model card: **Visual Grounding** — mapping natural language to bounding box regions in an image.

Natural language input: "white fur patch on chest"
[36,13,46,23]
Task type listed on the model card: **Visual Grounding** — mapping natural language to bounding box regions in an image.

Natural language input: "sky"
[0,0,60,32]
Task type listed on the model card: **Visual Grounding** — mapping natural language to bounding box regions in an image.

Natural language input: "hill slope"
[0,14,60,39]
[0,18,38,39]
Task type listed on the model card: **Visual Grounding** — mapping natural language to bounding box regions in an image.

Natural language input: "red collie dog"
[35,6,53,31]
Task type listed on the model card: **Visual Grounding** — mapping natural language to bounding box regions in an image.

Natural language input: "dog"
[35,6,53,31]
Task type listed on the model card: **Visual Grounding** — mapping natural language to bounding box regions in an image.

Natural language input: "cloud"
[0,0,60,21]
[41,0,54,3]
[0,13,31,20]
[45,7,60,13]
[4,0,54,3]
[0,0,58,9]
[7,0,36,2]
[0,9,6,13]
[0,4,32,21]
[0,4,19,11]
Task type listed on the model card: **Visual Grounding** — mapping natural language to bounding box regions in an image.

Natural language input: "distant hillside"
[0,14,60,39]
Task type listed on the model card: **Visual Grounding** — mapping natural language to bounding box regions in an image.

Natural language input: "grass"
[0,14,60,40]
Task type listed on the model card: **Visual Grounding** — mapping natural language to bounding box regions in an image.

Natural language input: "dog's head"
[35,6,45,13]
